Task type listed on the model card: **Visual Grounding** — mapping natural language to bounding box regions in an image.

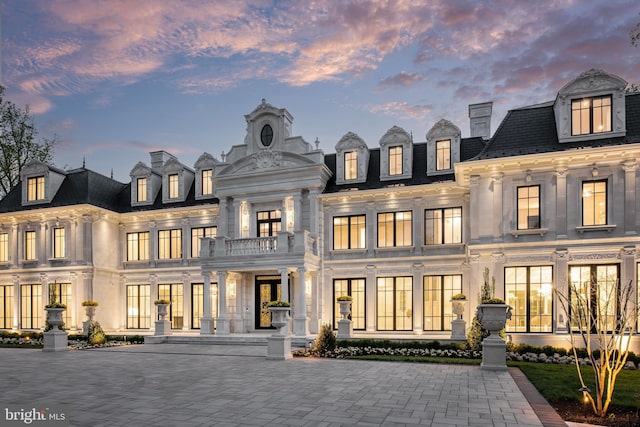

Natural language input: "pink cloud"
[368,101,433,120]
[379,72,427,88]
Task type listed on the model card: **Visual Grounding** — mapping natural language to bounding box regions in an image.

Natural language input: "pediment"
[217,150,317,177]
[426,119,461,142]
[379,126,411,147]
[194,152,218,169]
[558,69,627,97]
[336,132,367,151]
[21,161,49,177]
[163,157,186,174]
[130,162,152,177]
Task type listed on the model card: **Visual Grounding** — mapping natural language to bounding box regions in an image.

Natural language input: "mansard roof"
[476,93,640,160]
[324,138,485,193]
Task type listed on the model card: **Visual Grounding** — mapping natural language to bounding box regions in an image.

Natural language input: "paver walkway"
[0,344,546,426]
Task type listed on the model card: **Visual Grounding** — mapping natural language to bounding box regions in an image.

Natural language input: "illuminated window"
[53,227,65,258]
[569,265,618,332]
[24,231,36,261]
[158,229,182,259]
[425,207,461,244]
[0,285,14,329]
[333,215,365,250]
[572,96,611,136]
[582,180,607,226]
[158,284,184,329]
[517,186,540,229]
[201,169,213,195]
[377,277,412,331]
[257,210,281,237]
[191,226,217,257]
[377,211,412,247]
[389,146,403,176]
[0,233,8,262]
[127,284,150,329]
[20,284,42,329]
[344,151,358,180]
[505,266,553,333]
[168,174,179,199]
[27,176,45,201]
[423,275,462,331]
[333,279,365,330]
[137,178,147,202]
[191,283,218,329]
[436,140,451,170]
[127,231,150,261]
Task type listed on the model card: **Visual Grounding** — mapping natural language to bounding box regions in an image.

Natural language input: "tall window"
[127,284,150,329]
[569,265,619,332]
[423,275,462,331]
[137,178,147,202]
[0,233,8,262]
[168,174,179,199]
[572,95,611,136]
[257,210,281,237]
[389,146,403,176]
[582,180,607,226]
[377,277,412,331]
[425,207,461,244]
[24,231,36,261]
[505,266,553,332]
[344,151,358,180]
[378,211,412,247]
[127,232,150,261]
[158,229,182,259]
[0,285,14,329]
[49,283,72,326]
[27,176,45,201]
[333,215,365,250]
[20,284,42,329]
[517,186,540,229]
[333,279,365,330]
[191,226,217,257]
[191,283,218,329]
[53,227,65,258]
[202,169,213,195]
[436,140,451,170]
[158,284,184,329]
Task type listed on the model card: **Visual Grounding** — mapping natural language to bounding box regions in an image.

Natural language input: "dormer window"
[194,152,217,200]
[379,126,412,181]
[345,151,358,180]
[137,178,148,202]
[168,174,179,199]
[27,176,45,201]
[201,169,213,195]
[436,140,451,170]
[389,146,402,175]
[571,96,611,136]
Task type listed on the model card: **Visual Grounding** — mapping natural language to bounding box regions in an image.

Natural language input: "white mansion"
[0,69,638,349]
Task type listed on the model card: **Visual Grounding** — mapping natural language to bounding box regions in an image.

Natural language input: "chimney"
[468,102,493,139]
[149,150,176,172]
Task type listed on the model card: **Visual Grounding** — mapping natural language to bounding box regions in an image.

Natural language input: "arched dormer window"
[426,119,461,175]
[554,69,627,143]
[130,162,160,207]
[162,157,194,204]
[379,126,412,181]
[194,152,218,200]
[335,132,369,185]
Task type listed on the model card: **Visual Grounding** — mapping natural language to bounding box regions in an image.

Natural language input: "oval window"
[260,124,273,147]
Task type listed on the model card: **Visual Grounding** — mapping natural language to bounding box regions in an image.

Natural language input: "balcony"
[200,231,317,258]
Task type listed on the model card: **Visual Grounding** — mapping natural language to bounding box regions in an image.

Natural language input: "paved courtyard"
[0,344,549,427]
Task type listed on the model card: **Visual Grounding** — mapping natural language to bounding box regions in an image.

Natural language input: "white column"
[39,222,48,266]
[293,193,302,232]
[12,275,19,330]
[216,270,230,334]
[469,175,480,242]
[279,268,289,302]
[149,274,157,330]
[412,263,424,334]
[308,270,319,334]
[491,174,503,243]
[623,162,637,235]
[293,267,309,336]
[555,169,568,239]
[200,271,214,334]
[366,265,376,331]
[554,249,569,332]
[218,197,228,237]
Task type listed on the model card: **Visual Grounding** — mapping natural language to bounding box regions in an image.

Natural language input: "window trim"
[388,145,403,176]
[168,173,180,199]
[424,207,462,245]
[191,226,217,258]
[504,266,553,333]
[581,179,608,227]
[517,185,541,230]
[332,215,366,250]
[26,176,45,202]
[52,227,66,259]
[344,150,358,181]
[377,211,413,248]
[435,139,451,171]
[158,229,182,260]
[126,231,150,262]
[571,95,612,136]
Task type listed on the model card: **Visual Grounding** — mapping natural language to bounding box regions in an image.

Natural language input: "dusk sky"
[2,1,639,183]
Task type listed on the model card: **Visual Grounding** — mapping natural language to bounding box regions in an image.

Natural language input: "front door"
[255,275,285,329]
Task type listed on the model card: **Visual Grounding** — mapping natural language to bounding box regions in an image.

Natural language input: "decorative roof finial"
[315,137,320,150]
[82,156,86,168]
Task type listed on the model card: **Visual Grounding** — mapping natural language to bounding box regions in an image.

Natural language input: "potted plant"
[81,300,99,322]
[336,295,353,320]
[450,293,467,319]
[44,302,67,331]
[477,298,510,337]
[154,299,171,320]
[266,300,290,330]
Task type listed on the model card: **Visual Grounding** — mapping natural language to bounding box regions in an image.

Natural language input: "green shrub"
[315,323,336,355]
[88,322,106,345]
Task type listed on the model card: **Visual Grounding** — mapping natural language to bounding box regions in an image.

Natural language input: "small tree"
[555,277,637,417]
[0,86,56,197]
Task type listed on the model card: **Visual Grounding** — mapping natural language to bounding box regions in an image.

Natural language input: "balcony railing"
[200,231,317,258]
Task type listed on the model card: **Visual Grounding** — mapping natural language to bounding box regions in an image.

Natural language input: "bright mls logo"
[3,405,69,426]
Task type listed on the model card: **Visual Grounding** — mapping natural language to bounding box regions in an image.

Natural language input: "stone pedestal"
[337,319,353,339]
[43,330,68,352]
[154,320,172,336]
[200,317,214,335]
[478,303,511,371]
[481,337,507,371]
[266,335,292,360]
[450,319,466,341]
[216,318,230,335]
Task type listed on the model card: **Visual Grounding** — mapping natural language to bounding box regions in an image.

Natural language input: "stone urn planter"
[477,299,512,371]
[81,300,99,335]
[336,296,353,339]
[451,294,467,320]
[154,299,172,336]
[43,304,68,352]
[266,301,292,360]
[450,294,467,341]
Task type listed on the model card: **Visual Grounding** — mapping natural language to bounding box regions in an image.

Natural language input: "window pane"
[53,228,65,258]
[202,169,213,195]
[0,233,8,262]
[436,140,451,170]
[0,285,14,329]
[517,186,540,230]
[389,146,402,175]
[25,231,36,260]
[127,284,150,329]
[345,151,357,180]
[169,174,179,198]
[137,178,147,202]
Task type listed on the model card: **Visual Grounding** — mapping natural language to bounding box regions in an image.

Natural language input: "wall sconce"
[285,196,294,232]
[305,280,312,296]
[229,280,236,298]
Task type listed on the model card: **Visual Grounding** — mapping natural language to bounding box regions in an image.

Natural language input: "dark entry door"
[256,276,284,329]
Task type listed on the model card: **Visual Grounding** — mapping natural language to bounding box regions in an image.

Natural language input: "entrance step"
[144,334,314,348]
